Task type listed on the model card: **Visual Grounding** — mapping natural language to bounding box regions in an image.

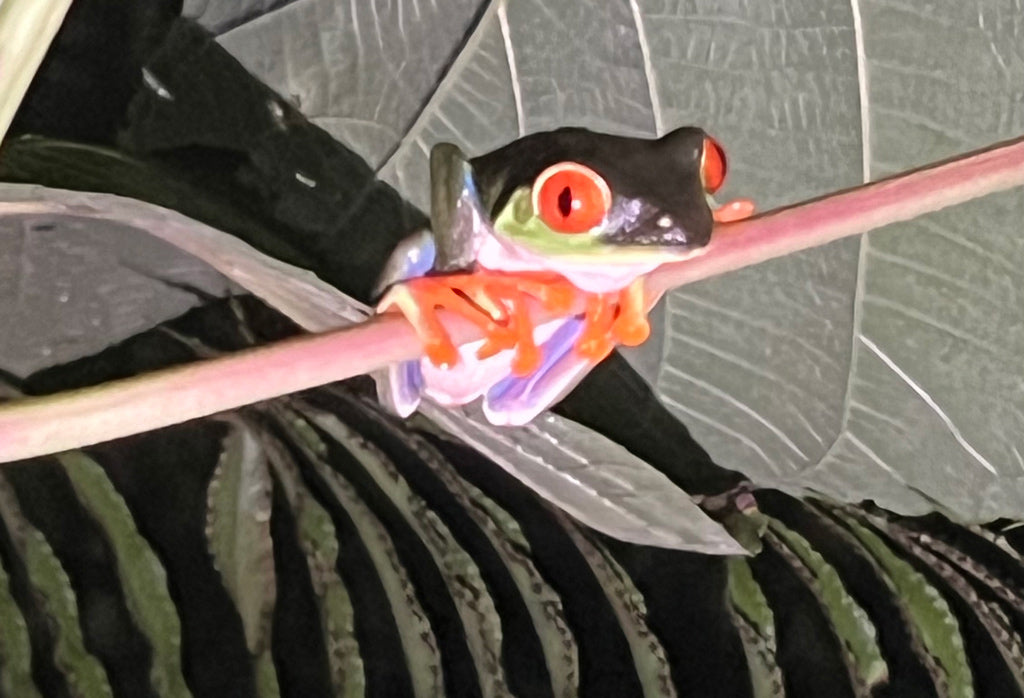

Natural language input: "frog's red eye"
[701,136,727,193]
[532,162,612,234]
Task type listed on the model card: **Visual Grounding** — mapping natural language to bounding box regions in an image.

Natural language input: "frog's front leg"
[377,274,506,370]
[574,278,653,362]
[611,278,651,346]
[576,292,618,361]
[377,270,579,375]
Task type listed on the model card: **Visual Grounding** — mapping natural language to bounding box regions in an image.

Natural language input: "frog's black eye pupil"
[557,187,573,218]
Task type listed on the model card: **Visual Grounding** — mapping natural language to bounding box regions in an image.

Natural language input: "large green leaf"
[55,451,191,698]
[204,417,278,692]
[0,476,113,698]
[0,541,40,698]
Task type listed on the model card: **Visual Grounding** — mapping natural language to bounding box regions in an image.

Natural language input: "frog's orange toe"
[612,315,650,346]
[574,292,617,361]
[511,343,542,376]
[423,336,459,369]
[476,326,518,360]
[713,198,756,223]
[576,335,615,362]
[611,280,650,346]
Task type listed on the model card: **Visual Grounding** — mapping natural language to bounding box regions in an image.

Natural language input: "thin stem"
[0,314,471,462]
[647,135,1024,297]
[2,136,1024,463]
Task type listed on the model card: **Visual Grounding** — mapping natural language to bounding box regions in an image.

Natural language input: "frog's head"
[469,126,730,263]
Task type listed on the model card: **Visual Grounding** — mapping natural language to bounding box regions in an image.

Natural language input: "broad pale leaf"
[0,183,367,377]
[424,403,747,554]
[0,186,232,377]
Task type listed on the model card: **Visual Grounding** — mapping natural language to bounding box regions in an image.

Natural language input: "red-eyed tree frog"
[375,126,753,426]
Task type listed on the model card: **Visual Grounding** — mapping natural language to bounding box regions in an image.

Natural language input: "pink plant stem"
[648,135,1024,297]
[2,136,1024,463]
[0,313,477,462]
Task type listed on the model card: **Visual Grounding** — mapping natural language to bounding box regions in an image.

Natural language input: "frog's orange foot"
[378,277,470,369]
[713,198,756,224]
[510,338,542,376]
[463,271,581,375]
[377,274,511,369]
[576,335,615,362]
[377,271,569,375]
[612,316,650,346]
[574,279,654,361]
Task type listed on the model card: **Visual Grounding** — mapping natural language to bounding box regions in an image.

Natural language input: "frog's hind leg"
[376,360,425,418]
[483,317,593,426]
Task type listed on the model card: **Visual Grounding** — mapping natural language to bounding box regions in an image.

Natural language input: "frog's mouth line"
[598,200,711,250]
[601,222,697,248]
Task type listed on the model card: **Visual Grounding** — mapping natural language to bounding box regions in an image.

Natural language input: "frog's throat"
[480,228,694,294]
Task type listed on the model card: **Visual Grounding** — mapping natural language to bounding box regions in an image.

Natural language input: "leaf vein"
[859,335,1000,475]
